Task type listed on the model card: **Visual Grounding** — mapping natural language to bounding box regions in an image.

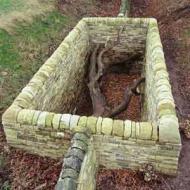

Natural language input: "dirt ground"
[1,0,190,189]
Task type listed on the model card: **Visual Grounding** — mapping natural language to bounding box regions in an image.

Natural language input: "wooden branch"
[131,77,145,95]
[88,26,142,117]
[106,77,145,118]
[88,45,108,116]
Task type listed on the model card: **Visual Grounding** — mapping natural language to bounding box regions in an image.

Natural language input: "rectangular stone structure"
[2,18,181,175]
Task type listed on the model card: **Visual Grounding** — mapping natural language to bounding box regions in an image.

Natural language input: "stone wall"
[93,135,180,175]
[2,18,181,177]
[77,142,97,190]
[13,20,90,113]
[56,132,92,190]
[85,17,147,66]
[145,19,180,144]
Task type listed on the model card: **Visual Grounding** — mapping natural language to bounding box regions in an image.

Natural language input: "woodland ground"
[0,0,190,189]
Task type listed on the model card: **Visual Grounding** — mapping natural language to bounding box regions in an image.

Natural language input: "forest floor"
[0,0,190,189]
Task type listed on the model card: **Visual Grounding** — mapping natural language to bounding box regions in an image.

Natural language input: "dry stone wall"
[13,20,90,113]
[2,18,181,177]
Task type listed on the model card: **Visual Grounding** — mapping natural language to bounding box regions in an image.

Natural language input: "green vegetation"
[0,0,23,15]
[0,11,70,112]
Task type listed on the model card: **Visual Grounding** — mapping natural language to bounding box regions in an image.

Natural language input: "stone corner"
[158,115,181,144]
[2,104,22,125]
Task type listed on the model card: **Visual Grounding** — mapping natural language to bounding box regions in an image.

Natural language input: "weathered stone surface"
[37,112,48,128]
[70,115,80,129]
[151,122,158,141]
[101,118,113,135]
[71,125,91,137]
[139,122,153,140]
[1,105,20,124]
[112,120,124,137]
[124,120,131,139]
[60,114,71,130]
[32,111,41,126]
[73,133,89,143]
[65,148,85,161]
[96,117,102,135]
[52,114,62,130]
[131,122,136,139]
[55,178,77,190]
[78,145,97,190]
[45,112,54,128]
[78,116,87,128]
[159,115,181,143]
[86,116,97,134]
[61,168,79,180]
[17,109,35,124]
[71,140,88,152]
[63,156,82,172]
[136,122,140,138]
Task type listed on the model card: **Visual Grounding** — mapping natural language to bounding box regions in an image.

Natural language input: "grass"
[0,11,70,113]
[0,0,23,15]
[0,0,55,32]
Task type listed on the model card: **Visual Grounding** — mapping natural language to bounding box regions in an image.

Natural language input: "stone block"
[86,116,97,134]
[61,168,79,180]
[71,140,88,152]
[101,118,113,135]
[60,114,71,130]
[96,117,102,135]
[159,115,181,144]
[37,112,49,128]
[56,178,77,190]
[131,122,136,139]
[32,111,41,126]
[112,120,124,137]
[78,116,87,128]
[2,105,22,123]
[64,156,82,172]
[45,112,55,128]
[139,122,153,140]
[124,120,132,139]
[52,114,62,130]
[65,148,85,161]
[70,115,80,129]
[73,133,89,143]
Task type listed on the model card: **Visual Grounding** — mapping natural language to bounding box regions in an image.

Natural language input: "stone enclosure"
[2,18,181,189]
